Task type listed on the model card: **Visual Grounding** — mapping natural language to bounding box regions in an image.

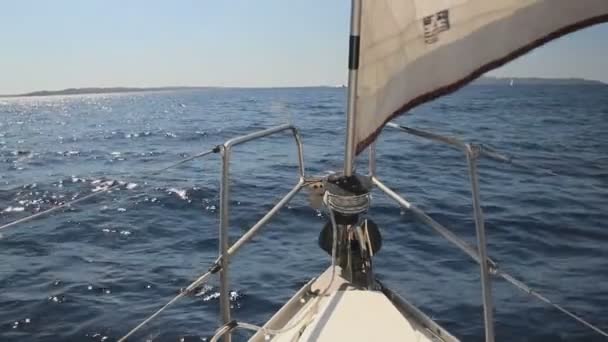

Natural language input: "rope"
[118,291,187,342]
[0,183,120,232]
[478,144,558,176]
[209,321,264,342]
[496,270,608,337]
[207,193,340,342]
[252,194,338,337]
[324,191,370,215]
[390,123,559,177]
[256,194,339,336]
[117,260,221,342]
[0,146,220,232]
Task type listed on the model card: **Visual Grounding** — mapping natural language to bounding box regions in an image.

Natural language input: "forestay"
[353,0,608,153]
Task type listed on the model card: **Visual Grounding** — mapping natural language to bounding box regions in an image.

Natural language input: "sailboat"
[2,1,608,341]
[202,1,608,341]
[147,2,608,341]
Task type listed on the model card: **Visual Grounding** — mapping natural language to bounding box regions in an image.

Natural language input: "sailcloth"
[354,0,608,153]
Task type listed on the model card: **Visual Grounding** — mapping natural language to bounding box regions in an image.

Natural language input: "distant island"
[473,76,605,86]
[0,86,214,98]
[1,77,605,98]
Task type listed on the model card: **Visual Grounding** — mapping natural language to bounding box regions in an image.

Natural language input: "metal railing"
[98,122,607,341]
[377,123,500,341]
[116,124,316,341]
[217,124,307,342]
[371,122,608,342]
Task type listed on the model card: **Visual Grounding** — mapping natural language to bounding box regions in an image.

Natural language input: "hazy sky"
[1,0,607,94]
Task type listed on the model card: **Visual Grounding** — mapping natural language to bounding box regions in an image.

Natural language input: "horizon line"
[1,76,605,98]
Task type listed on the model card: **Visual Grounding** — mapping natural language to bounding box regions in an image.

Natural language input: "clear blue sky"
[1,0,607,94]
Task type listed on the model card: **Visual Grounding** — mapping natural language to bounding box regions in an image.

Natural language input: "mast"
[343,0,362,176]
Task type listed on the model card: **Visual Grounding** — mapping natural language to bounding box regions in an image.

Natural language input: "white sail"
[353,0,608,153]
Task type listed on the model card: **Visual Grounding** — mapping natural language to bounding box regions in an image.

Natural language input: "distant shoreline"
[0,86,215,98]
[472,76,606,86]
[1,77,605,98]
[0,86,343,98]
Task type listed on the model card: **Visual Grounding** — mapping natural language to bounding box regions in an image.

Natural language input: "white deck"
[297,290,433,341]
[251,267,454,342]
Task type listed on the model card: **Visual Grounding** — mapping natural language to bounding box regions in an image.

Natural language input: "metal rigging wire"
[0,146,220,232]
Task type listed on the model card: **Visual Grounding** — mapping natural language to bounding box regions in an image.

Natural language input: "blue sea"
[1,85,607,341]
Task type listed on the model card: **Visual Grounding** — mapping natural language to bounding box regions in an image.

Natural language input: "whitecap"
[193,284,214,297]
[3,206,25,213]
[229,290,240,301]
[168,188,188,200]
[202,292,220,301]
[126,183,138,190]
[102,180,115,187]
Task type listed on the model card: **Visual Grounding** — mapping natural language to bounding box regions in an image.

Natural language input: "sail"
[353,0,608,153]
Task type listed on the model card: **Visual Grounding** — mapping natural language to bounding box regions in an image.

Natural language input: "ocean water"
[0,85,607,342]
